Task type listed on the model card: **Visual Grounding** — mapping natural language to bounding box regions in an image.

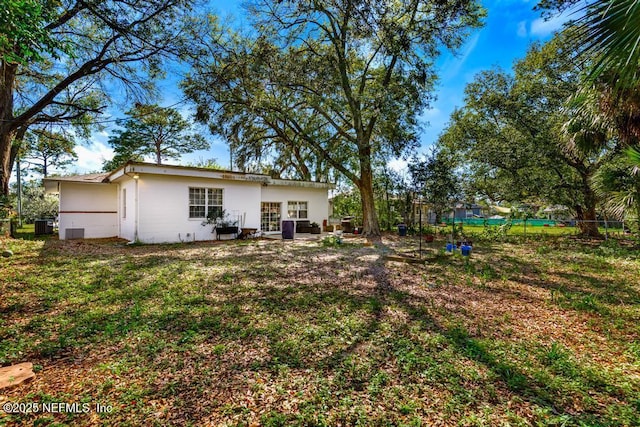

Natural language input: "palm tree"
[592,146,640,234]
[575,0,640,90]
[563,0,640,234]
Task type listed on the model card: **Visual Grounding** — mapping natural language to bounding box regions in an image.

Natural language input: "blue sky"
[68,0,572,175]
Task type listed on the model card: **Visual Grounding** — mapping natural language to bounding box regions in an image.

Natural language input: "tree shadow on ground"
[2,237,638,425]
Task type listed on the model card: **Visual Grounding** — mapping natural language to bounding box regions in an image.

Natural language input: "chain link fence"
[430,218,635,239]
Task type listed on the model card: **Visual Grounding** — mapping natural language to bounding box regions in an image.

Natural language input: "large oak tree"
[0,0,196,196]
[440,32,617,237]
[182,0,484,237]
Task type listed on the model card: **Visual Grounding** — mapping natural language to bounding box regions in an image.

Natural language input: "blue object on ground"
[461,244,472,256]
[398,224,407,236]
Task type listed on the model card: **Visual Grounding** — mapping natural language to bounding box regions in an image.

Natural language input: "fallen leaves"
[0,235,638,425]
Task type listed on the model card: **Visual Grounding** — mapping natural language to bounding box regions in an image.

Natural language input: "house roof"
[543,205,569,213]
[43,172,111,193]
[44,172,110,183]
[491,206,512,214]
[454,202,483,209]
[45,162,334,191]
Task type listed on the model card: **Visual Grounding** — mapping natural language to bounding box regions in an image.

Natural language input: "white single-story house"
[43,162,334,243]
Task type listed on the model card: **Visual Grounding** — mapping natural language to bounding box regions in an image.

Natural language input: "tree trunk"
[9,127,26,180]
[359,178,380,239]
[292,145,311,181]
[358,154,380,238]
[0,127,15,197]
[1,61,18,197]
[635,176,640,237]
[576,175,601,237]
[385,181,391,231]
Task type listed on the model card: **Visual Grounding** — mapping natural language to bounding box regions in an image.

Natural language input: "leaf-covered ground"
[0,234,639,426]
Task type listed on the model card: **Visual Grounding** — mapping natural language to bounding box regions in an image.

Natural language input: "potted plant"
[310,222,321,234]
[424,223,435,242]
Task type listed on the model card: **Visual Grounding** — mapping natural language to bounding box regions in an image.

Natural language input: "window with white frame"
[189,187,223,219]
[287,201,308,219]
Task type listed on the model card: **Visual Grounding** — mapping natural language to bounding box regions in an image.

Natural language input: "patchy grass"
[427,223,630,240]
[12,224,37,240]
[0,234,639,426]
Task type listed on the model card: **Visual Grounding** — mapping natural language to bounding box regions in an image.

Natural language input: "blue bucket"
[461,244,472,256]
[446,243,454,252]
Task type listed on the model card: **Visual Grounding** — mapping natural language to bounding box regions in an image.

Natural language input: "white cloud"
[440,32,481,79]
[530,12,572,37]
[388,158,409,174]
[458,33,480,64]
[73,141,114,173]
[420,107,441,119]
[517,20,528,38]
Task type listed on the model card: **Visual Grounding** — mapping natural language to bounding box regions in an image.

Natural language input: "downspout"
[124,165,140,244]
[134,176,139,242]
[116,183,121,239]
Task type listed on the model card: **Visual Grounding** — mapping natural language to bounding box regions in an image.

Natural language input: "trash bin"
[282,220,295,240]
[398,223,407,236]
[341,216,354,233]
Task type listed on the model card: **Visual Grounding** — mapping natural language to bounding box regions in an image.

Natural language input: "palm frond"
[627,145,640,166]
[576,0,640,89]
[591,151,640,219]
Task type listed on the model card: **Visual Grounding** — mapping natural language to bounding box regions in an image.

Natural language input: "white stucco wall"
[54,167,331,243]
[58,182,118,239]
[133,174,262,243]
[260,185,329,233]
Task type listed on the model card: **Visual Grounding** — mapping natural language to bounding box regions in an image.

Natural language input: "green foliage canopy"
[439,31,616,236]
[23,130,77,177]
[183,0,485,236]
[409,148,461,223]
[0,0,67,64]
[0,0,198,196]
[17,181,58,223]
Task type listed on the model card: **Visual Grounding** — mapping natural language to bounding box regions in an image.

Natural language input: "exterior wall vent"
[65,228,85,239]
